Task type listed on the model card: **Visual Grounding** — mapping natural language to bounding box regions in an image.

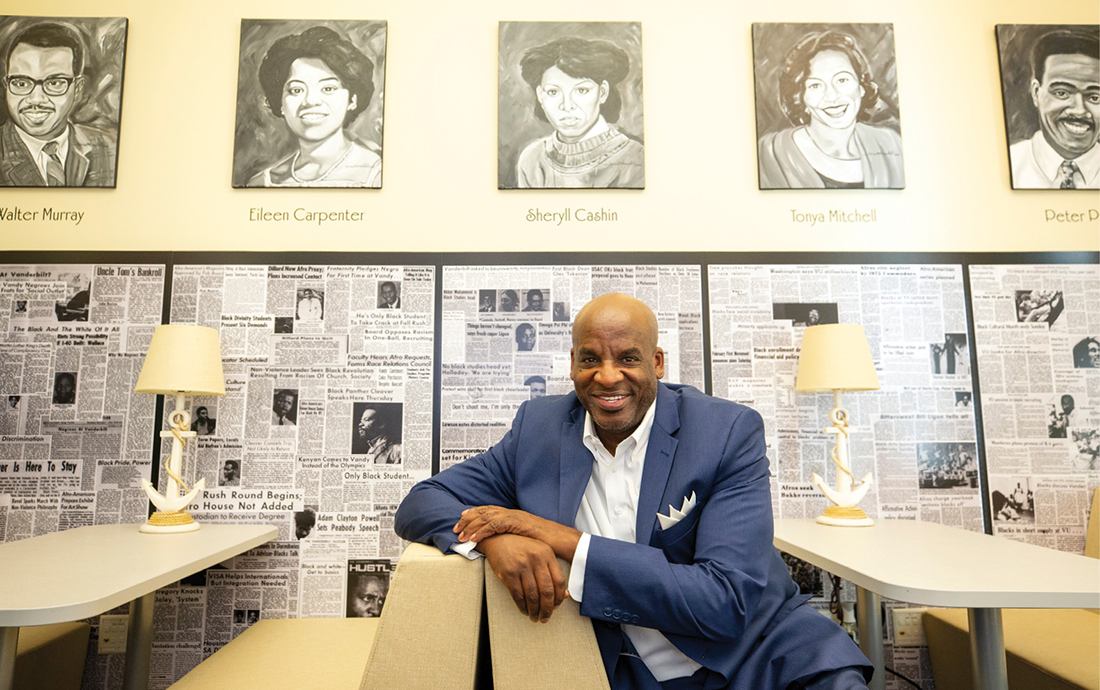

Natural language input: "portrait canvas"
[995,25,1099,190]
[498,21,645,190]
[232,19,387,188]
[752,23,904,190]
[0,16,127,187]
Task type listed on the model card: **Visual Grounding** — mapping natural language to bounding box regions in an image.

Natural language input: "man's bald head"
[570,293,664,451]
[572,293,658,350]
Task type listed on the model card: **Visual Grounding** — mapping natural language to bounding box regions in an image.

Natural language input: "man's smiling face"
[1032,53,1100,159]
[6,43,82,140]
[570,294,664,451]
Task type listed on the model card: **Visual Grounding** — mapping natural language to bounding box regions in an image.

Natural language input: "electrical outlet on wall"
[892,608,927,647]
[98,615,129,654]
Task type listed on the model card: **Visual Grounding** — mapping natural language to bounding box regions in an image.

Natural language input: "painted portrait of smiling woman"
[752,23,905,189]
[498,22,644,190]
[232,20,386,188]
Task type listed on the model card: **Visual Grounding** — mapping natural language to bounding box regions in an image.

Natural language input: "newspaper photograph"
[440,265,703,470]
[970,264,1099,551]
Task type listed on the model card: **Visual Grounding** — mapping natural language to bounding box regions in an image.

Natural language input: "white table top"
[0,523,277,627]
[773,519,1100,609]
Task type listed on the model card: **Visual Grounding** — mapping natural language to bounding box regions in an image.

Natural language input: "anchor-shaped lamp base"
[813,392,874,527]
[140,394,205,534]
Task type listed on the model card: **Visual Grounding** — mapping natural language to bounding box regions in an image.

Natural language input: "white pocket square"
[657,491,696,531]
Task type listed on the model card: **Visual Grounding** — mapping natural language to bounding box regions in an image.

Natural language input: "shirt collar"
[582,394,658,462]
[15,124,70,161]
[1031,131,1100,182]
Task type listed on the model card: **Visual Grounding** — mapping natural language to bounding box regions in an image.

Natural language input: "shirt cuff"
[450,540,482,560]
[568,533,592,602]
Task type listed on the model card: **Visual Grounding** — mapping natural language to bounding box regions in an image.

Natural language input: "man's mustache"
[1057,114,1095,128]
[20,104,56,113]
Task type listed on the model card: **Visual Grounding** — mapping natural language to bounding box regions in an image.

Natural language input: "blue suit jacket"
[396,383,871,689]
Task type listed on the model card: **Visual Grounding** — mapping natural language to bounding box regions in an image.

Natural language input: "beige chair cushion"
[484,557,610,690]
[15,622,90,690]
[923,607,1100,690]
[360,542,485,690]
[169,618,380,690]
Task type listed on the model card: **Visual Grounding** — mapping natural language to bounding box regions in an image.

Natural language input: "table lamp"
[135,325,225,533]
[795,324,880,527]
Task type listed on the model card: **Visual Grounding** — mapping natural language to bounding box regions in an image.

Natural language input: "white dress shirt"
[1009,131,1100,189]
[569,400,702,682]
[15,125,70,184]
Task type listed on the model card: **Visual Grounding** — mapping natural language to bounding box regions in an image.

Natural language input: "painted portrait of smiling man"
[499,21,644,190]
[996,25,1100,190]
[752,23,904,190]
[232,19,387,188]
[0,16,127,187]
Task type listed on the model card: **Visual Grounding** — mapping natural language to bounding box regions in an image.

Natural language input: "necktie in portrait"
[42,140,65,186]
[1058,160,1080,189]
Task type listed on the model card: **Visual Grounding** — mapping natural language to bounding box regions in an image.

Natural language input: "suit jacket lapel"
[635,384,680,546]
[66,126,90,186]
[558,401,591,526]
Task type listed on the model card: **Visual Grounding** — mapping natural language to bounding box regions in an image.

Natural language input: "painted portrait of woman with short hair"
[752,23,905,189]
[231,19,386,188]
[499,21,644,189]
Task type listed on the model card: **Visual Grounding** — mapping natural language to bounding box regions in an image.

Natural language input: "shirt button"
[611,467,618,473]
[614,506,624,516]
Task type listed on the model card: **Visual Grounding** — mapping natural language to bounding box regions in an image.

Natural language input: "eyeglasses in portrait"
[752,23,905,190]
[995,25,1099,190]
[231,19,387,189]
[498,21,644,190]
[0,16,127,188]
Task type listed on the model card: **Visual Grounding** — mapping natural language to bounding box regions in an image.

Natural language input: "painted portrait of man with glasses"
[0,16,127,187]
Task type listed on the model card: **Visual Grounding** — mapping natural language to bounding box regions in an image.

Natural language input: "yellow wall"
[1,0,1098,253]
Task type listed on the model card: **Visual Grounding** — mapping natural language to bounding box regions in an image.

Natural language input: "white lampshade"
[135,325,226,396]
[795,324,880,393]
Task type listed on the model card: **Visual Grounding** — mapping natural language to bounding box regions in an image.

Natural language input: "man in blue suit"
[396,293,871,689]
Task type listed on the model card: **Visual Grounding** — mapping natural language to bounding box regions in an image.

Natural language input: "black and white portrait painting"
[498,21,644,190]
[0,16,127,187]
[232,19,386,188]
[752,23,904,189]
[995,25,1099,189]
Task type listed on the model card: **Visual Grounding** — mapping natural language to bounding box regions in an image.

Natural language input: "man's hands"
[454,506,582,623]
[454,505,581,562]
[479,534,566,623]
